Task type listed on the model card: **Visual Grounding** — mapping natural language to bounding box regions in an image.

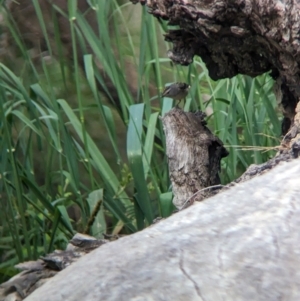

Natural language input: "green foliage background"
[0,0,280,283]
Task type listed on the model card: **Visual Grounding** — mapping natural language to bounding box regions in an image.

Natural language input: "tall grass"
[0,1,280,283]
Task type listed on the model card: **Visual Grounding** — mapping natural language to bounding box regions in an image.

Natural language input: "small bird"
[162,82,190,105]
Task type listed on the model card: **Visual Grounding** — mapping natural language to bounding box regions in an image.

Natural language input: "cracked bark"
[2,2,300,300]
[131,0,300,134]
[132,0,300,207]
[161,106,299,209]
[179,251,205,301]
[162,108,228,209]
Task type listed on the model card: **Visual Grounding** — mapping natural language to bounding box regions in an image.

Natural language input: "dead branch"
[131,0,300,133]
[162,108,228,208]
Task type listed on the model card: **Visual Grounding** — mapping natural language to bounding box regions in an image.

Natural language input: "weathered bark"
[162,107,300,208]
[133,0,300,208]
[2,159,297,301]
[131,0,300,133]
[282,101,300,149]
[0,234,108,301]
[162,108,228,208]
[2,2,300,300]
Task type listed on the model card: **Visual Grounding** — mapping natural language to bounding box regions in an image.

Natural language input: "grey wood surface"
[24,159,300,301]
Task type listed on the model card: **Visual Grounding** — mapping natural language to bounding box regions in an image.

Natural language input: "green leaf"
[127,104,154,224]
[143,112,159,177]
[86,189,106,238]
[57,205,74,235]
[159,192,175,218]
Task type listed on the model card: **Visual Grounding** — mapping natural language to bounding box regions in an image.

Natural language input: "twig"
[179,184,224,210]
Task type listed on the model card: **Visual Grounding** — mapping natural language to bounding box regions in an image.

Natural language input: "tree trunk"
[2,1,300,300]
[162,108,228,209]
[131,0,300,208]
[131,0,300,134]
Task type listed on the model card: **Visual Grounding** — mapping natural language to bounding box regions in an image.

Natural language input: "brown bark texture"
[162,108,228,208]
[2,2,300,300]
[162,107,300,209]
[131,0,300,133]
[0,234,108,301]
[129,0,300,210]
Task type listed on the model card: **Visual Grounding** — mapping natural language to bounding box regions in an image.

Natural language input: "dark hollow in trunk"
[162,108,228,209]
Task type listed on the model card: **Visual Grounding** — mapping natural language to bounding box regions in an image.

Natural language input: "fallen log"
[19,158,300,301]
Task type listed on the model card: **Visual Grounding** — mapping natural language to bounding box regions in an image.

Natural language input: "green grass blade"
[86,189,106,238]
[127,104,154,224]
